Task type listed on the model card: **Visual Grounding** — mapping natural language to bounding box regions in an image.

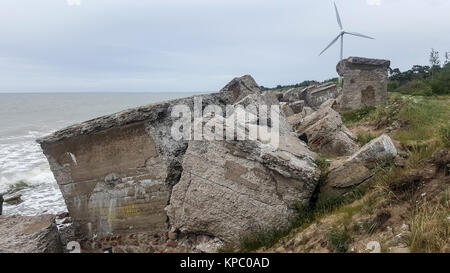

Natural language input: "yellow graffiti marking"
[90,204,141,224]
[119,205,141,218]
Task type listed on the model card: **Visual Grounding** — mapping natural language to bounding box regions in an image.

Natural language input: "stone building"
[337,57,390,111]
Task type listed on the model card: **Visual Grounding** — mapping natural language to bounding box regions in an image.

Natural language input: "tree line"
[388,48,450,96]
[260,78,338,91]
[262,48,450,96]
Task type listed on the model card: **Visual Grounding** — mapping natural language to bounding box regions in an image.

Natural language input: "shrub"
[388,80,400,92]
[430,65,450,95]
[394,80,433,96]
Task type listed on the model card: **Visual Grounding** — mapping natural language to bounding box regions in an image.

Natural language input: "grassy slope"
[223,93,450,253]
[340,93,450,252]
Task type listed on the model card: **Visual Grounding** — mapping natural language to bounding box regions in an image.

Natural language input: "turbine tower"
[319,2,375,60]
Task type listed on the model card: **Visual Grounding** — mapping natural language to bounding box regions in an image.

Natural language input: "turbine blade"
[345,31,375,40]
[319,34,341,56]
[334,2,343,30]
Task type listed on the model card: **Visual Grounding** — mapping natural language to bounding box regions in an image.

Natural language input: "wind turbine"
[319,2,375,60]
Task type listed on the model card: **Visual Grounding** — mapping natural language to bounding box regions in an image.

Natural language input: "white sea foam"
[1,92,201,216]
[2,183,66,216]
[0,129,67,215]
[0,134,52,189]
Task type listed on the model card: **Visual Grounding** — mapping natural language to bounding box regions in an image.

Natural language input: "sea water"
[0,92,201,216]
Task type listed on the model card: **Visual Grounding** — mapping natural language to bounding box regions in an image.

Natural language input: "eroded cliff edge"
[36,75,323,252]
[35,59,397,252]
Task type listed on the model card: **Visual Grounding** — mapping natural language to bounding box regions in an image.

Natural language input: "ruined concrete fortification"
[295,100,359,156]
[37,92,228,239]
[281,83,341,110]
[37,75,321,251]
[0,215,62,253]
[305,83,339,108]
[337,57,390,111]
[319,134,397,200]
[166,114,319,243]
[35,68,398,252]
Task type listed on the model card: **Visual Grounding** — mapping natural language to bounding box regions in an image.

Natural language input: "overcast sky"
[0,0,449,93]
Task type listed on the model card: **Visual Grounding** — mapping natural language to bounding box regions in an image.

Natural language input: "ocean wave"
[2,183,66,216]
[0,131,67,215]
[1,92,195,216]
[0,167,56,192]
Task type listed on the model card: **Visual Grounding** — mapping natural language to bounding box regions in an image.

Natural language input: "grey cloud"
[0,0,449,92]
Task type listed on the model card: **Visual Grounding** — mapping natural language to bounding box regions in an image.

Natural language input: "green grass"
[357,132,377,146]
[342,95,407,129]
[392,97,450,144]
[394,80,433,96]
[222,188,365,253]
[361,221,378,234]
[314,154,331,172]
[439,123,450,148]
[326,229,352,253]
[341,106,376,126]
[405,142,441,169]
[440,187,450,204]
[342,94,450,150]
[324,95,449,252]
[224,94,450,253]
[409,200,450,253]
[313,153,332,192]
